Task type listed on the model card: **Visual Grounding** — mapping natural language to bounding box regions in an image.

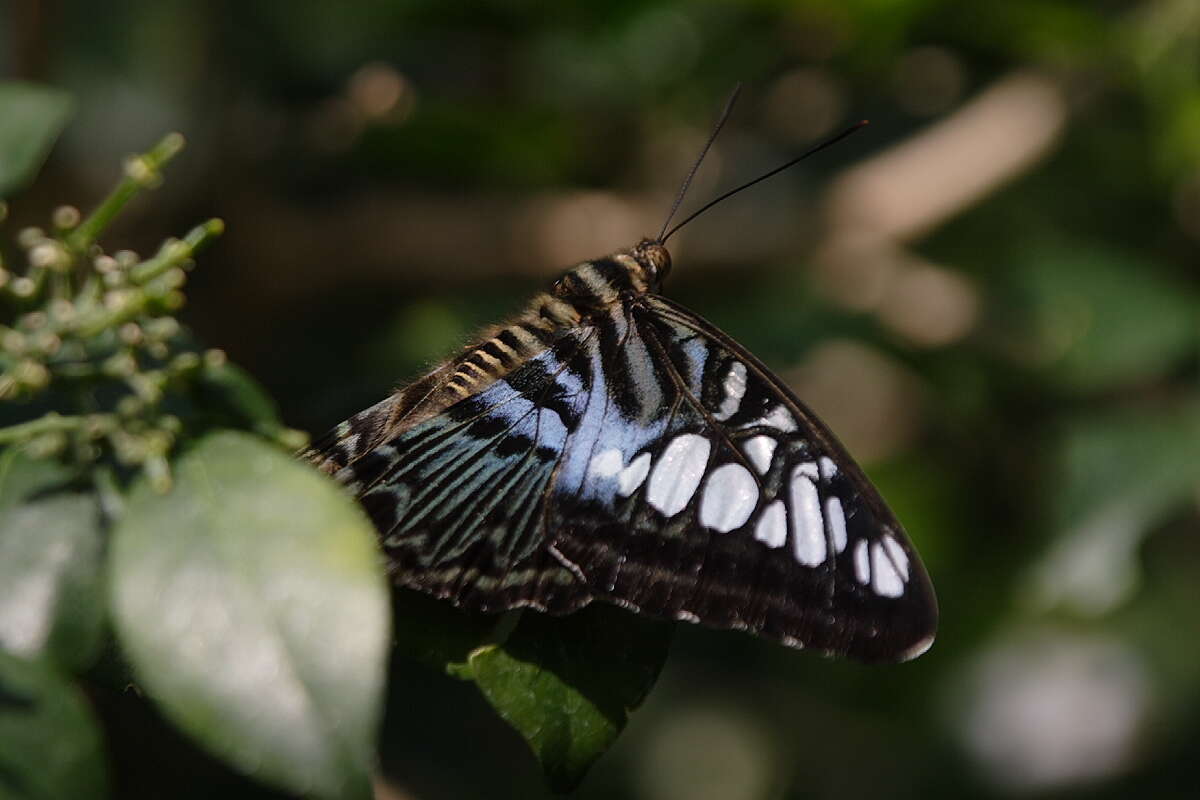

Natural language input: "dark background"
[5,1,1200,798]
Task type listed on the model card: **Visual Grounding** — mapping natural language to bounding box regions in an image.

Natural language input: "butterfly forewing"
[307,248,937,663]
[550,295,937,661]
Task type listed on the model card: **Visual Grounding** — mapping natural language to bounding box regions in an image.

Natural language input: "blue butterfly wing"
[331,328,598,614]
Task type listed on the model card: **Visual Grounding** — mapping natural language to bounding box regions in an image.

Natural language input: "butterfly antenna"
[661,119,870,244]
[655,83,743,244]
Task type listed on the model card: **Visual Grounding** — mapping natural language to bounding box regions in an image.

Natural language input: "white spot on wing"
[763,405,797,432]
[740,404,797,433]
[699,463,758,532]
[588,448,623,479]
[871,541,905,597]
[881,534,910,580]
[742,435,776,474]
[617,452,652,497]
[755,500,787,548]
[647,434,711,516]
[712,361,747,420]
[819,456,837,480]
[789,466,826,566]
[853,539,871,585]
[797,461,818,479]
[826,496,847,553]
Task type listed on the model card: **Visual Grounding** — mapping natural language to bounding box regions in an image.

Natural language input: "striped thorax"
[429,241,670,399]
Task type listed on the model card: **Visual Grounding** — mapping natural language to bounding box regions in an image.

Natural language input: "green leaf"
[0,446,76,512]
[0,488,105,673]
[0,446,103,672]
[109,431,389,799]
[0,82,74,198]
[194,361,285,435]
[461,604,672,792]
[390,588,500,673]
[389,590,673,790]
[0,651,109,800]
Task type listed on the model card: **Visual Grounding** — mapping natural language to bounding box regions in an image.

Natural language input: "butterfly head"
[632,239,672,289]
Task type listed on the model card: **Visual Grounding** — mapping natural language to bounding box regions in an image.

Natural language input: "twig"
[0,412,86,444]
[65,133,187,254]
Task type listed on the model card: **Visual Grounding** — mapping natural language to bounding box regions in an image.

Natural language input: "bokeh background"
[5,0,1200,798]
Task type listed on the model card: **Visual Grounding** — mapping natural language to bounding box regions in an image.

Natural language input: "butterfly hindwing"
[330,328,597,614]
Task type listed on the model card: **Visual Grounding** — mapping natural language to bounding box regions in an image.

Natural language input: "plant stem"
[0,412,85,444]
[129,218,225,285]
[74,219,222,338]
[66,133,187,254]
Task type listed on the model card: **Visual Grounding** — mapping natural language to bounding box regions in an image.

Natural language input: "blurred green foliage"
[0,81,72,197]
[4,0,1200,798]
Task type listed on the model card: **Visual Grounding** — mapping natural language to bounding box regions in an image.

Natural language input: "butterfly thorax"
[549,240,670,309]
[437,241,669,396]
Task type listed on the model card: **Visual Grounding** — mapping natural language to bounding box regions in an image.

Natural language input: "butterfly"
[304,97,937,663]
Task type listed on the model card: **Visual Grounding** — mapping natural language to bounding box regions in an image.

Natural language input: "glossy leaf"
[0,82,73,198]
[0,447,103,671]
[391,590,672,789]
[460,605,672,792]
[110,431,389,799]
[0,651,108,800]
[391,588,500,673]
[0,488,105,672]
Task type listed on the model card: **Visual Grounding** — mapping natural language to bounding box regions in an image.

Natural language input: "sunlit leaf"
[391,591,673,790]
[461,605,672,792]
[0,488,105,672]
[390,588,499,673]
[110,431,389,800]
[0,651,108,800]
[0,82,74,198]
